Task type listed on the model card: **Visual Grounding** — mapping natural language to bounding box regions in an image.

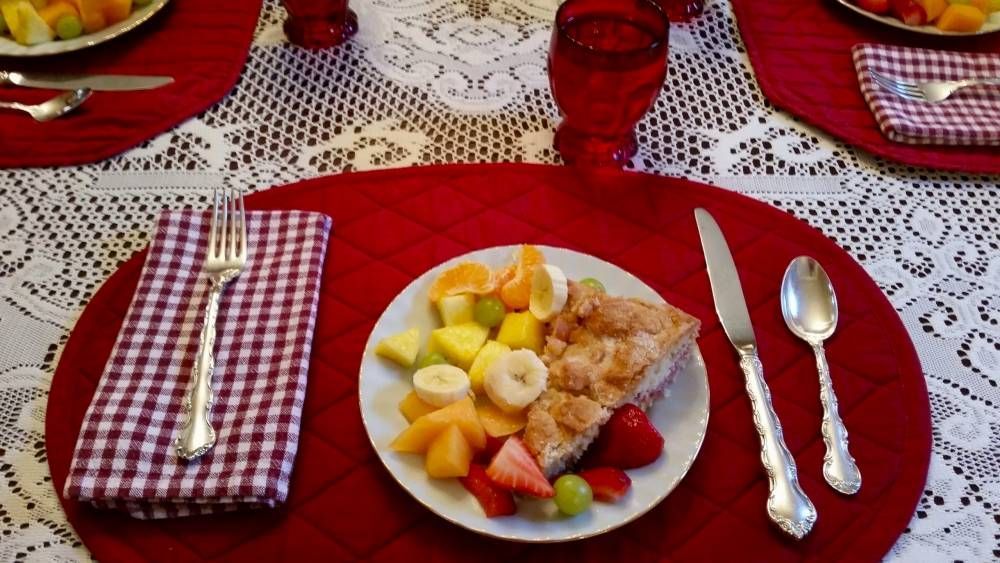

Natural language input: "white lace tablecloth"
[1,0,997,560]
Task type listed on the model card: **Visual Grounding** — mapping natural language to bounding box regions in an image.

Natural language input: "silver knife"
[1,71,174,91]
[694,208,817,540]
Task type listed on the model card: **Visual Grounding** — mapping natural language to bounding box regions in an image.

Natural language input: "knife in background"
[694,208,818,540]
[1,71,174,91]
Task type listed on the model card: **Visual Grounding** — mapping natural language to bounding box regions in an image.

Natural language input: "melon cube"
[389,396,485,452]
[476,399,527,437]
[436,293,475,326]
[430,322,489,370]
[374,328,421,368]
[425,424,473,478]
[467,340,511,394]
[398,391,437,423]
[496,311,544,354]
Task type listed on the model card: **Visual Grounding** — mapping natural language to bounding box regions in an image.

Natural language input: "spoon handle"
[813,344,861,495]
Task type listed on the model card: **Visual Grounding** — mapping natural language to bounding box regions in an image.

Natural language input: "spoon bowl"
[0,88,91,122]
[781,256,838,343]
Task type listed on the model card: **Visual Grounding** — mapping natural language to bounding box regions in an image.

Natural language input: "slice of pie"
[523,281,700,476]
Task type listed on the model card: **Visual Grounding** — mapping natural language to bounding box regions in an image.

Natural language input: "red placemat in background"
[731,0,1000,174]
[0,0,262,168]
[47,164,930,561]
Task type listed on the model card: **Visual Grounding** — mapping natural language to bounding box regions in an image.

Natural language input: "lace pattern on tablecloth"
[0,0,997,560]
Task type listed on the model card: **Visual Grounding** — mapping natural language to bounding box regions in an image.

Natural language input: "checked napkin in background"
[852,43,1000,145]
[63,210,331,518]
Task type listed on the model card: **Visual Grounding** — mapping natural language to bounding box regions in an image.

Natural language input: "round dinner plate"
[358,245,710,543]
[834,0,1000,35]
[0,0,169,57]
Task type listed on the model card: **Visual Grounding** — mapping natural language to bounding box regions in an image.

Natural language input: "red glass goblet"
[658,0,704,22]
[282,0,358,49]
[548,0,670,166]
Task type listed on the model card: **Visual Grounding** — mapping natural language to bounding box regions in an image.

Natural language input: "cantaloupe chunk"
[102,0,130,24]
[425,424,472,478]
[389,396,485,453]
[38,1,78,29]
[398,391,437,423]
[917,0,948,20]
[476,399,527,437]
[936,3,986,31]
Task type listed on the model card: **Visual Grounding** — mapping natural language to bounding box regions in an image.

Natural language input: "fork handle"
[175,278,227,460]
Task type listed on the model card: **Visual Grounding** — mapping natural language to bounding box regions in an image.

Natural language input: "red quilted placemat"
[47,164,930,561]
[731,0,1000,174]
[0,0,262,169]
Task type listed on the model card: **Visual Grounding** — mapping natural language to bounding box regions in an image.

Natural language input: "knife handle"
[739,351,817,539]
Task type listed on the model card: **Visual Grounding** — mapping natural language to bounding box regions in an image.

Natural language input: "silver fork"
[175,189,247,461]
[870,69,1000,103]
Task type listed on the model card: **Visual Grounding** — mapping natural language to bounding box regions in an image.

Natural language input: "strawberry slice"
[460,464,517,517]
[475,434,507,464]
[856,0,891,14]
[579,468,632,502]
[583,403,664,470]
[486,436,555,498]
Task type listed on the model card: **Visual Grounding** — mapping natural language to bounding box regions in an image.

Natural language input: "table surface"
[1,0,996,560]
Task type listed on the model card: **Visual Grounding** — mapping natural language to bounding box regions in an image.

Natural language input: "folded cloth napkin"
[852,43,1000,145]
[64,209,332,519]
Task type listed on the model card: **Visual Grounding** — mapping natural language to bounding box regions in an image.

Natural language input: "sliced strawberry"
[583,403,664,470]
[890,0,927,24]
[579,468,632,502]
[475,435,507,464]
[856,0,891,14]
[486,436,555,498]
[460,464,517,517]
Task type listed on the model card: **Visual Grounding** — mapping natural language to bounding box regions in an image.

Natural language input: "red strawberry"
[579,468,632,502]
[583,403,663,469]
[890,0,927,24]
[460,464,517,517]
[486,436,555,498]
[475,435,507,464]
[856,0,890,14]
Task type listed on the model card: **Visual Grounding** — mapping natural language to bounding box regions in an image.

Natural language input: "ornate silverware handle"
[739,351,817,539]
[175,275,231,460]
[813,344,862,495]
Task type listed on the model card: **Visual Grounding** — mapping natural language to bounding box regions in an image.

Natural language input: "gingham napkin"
[63,209,332,519]
[852,43,1000,145]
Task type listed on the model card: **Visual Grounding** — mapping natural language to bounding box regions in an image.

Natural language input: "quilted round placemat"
[731,0,1000,174]
[46,164,930,561]
[0,0,262,169]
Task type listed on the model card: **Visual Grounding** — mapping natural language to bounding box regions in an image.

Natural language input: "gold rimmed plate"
[358,245,710,542]
[834,0,1000,35]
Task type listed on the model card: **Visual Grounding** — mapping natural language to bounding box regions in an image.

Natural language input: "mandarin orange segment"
[498,245,544,310]
[428,262,495,302]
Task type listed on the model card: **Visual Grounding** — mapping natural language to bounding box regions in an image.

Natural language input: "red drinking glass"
[282,0,358,49]
[548,0,670,166]
[658,0,704,23]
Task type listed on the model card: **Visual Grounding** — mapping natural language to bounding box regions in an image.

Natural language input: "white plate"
[0,0,169,57]
[358,245,710,543]
[835,0,1000,36]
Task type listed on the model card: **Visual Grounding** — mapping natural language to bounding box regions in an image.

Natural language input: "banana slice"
[529,264,569,322]
[484,350,548,414]
[413,364,471,408]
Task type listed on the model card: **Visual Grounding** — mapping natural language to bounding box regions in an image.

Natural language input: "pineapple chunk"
[467,340,511,394]
[4,1,54,46]
[476,399,527,437]
[425,424,473,478]
[399,391,437,423]
[436,293,475,326]
[430,322,489,370]
[374,328,421,368]
[496,311,544,354]
[390,396,485,452]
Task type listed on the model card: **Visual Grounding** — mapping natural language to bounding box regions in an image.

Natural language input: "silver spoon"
[780,256,861,495]
[0,88,91,122]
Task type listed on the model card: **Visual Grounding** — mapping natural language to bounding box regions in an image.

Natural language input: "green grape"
[417,352,448,369]
[55,15,82,40]
[473,296,506,328]
[579,277,606,293]
[553,474,592,516]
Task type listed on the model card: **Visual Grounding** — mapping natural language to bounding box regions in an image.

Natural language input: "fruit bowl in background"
[835,0,1000,35]
[0,0,168,57]
[359,245,711,542]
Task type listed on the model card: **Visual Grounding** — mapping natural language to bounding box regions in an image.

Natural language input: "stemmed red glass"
[548,0,670,166]
[658,0,704,22]
[282,0,358,49]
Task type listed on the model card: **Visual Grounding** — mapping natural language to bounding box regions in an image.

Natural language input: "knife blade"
[694,208,817,540]
[3,71,174,92]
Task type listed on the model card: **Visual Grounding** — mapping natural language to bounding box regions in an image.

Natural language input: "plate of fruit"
[837,0,1000,35]
[0,0,168,57]
[359,244,710,542]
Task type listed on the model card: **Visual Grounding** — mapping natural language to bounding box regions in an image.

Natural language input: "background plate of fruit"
[359,245,710,542]
[837,0,1000,35]
[0,0,168,57]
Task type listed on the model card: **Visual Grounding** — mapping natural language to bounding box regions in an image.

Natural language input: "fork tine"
[238,190,247,259]
[871,74,924,101]
[228,189,237,260]
[209,190,219,258]
[219,190,228,260]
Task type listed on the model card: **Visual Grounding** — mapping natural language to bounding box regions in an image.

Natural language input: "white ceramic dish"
[0,0,169,57]
[835,0,1000,36]
[358,245,710,543]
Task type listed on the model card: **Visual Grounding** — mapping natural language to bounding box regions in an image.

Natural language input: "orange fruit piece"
[498,245,545,310]
[428,262,495,302]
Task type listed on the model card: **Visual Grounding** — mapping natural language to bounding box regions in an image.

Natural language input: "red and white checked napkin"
[852,43,1000,145]
[63,209,332,519]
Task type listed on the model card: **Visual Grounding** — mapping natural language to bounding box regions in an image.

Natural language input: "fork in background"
[870,69,1000,103]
